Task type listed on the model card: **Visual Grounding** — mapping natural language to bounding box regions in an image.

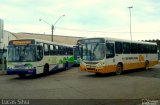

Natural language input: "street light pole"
[51,25,54,42]
[51,14,65,42]
[128,6,133,41]
[39,14,65,42]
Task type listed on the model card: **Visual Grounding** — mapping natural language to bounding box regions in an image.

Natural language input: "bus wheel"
[144,61,149,70]
[115,64,123,75]
[95,73,102,76]
[43,64,49,75]
[18,74,26,78]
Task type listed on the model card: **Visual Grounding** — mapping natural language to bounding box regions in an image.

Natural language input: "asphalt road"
[0,64,160,104]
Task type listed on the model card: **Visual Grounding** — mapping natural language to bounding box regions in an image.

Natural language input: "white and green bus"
[7,39,77,77]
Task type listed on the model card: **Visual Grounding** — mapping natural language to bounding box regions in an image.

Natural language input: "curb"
[0,71,7,75]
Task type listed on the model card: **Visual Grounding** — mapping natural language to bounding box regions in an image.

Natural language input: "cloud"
[0,0,160,40]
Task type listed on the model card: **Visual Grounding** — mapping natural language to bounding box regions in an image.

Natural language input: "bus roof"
[9,38,74,47]
[79,37,157,45]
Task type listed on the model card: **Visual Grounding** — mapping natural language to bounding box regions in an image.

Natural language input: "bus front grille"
[84,62,98,65]
[87,68,96,70]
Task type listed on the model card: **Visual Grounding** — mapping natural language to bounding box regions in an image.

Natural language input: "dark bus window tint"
[151,45,154,53]
[66,47,73,55]
[123,42,130,54]
[152,45,157,53]
[139,44,147,54]
[148,45,152,53]
[58,46,65,55]
[115,42,122,54]
[155,45,158,53]
[61,46,65,55]
[52,45,56,55]
[63,47,67,55]
[66,48,70,55]
[37,45,43,61]
[138,44,143,53]
[143,44,148,53]
[58,46,61,55]
[131,43,138,54]
[54,45,58,55]
[106,43,115,58]
[58,46,62,55]
[68,48,73,55]
[50,45,54,55]
[44,43,49,55]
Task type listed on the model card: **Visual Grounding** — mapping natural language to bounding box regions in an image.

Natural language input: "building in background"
[0,19,17,72]
[0,19,4,43]
[13,32,83,45]
[0,30,17,71]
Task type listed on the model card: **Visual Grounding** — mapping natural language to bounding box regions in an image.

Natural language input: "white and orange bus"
[78,37,158,75]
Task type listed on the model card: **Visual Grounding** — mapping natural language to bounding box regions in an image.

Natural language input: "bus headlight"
[97,62,105,67]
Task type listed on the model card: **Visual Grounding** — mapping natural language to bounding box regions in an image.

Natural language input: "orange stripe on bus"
[80,60,158,74]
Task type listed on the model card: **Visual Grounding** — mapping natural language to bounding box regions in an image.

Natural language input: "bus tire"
[95,73,102,76]
[115,64,123,75]
[144,61,149,70]
[18,74,26,78]
[43,64,49,75]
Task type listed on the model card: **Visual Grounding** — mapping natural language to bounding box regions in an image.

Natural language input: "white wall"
[0,30,17,49]
[0,19,4,40]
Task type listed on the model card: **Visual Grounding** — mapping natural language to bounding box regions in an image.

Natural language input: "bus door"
[105,41,115,72]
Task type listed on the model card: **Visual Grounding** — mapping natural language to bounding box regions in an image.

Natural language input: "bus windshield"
[82,43,105,61]
[8,45,36,62]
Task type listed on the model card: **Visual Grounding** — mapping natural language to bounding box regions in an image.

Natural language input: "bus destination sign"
[9,40,35,45]
[84,38,105,43]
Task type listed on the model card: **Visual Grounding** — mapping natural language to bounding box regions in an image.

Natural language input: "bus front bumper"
[7,69,36,75]
[80,65,105,73]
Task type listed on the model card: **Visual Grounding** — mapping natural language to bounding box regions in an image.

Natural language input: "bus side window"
[52,45,56,55]
[152,45,157,53]
[69,48,73,55]
[106,43,115,58]
[37,45,43,61]
[61,46,65,55]
[115,42,122,54]
[123,42,130,54]
[59,46,62,55]
[50,45,54,55]
[64,47,67,55]
[55,45,59,55]
[131,43,138,54]
[44,43,49,55]
[66,48,69,55]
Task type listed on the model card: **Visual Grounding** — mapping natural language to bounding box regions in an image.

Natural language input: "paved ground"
[0,64,160,104]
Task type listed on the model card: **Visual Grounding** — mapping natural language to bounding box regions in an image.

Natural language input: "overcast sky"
[0,0,160,40]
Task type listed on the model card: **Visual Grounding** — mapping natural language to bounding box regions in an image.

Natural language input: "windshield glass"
[82,43,105,61]
[8,45,36,62]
